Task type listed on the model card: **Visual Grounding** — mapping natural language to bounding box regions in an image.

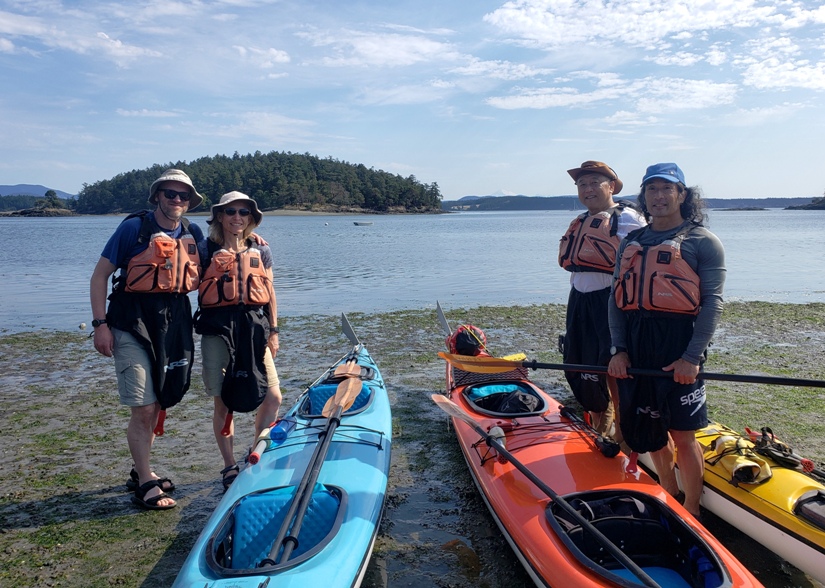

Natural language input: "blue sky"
[2,1,824,200]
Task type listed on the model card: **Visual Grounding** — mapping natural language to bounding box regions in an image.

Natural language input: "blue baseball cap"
[641,163,685,185]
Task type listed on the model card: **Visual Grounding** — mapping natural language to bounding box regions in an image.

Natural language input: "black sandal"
[220,464,240,491]
[125,467,176,493]
[131,480,176,511]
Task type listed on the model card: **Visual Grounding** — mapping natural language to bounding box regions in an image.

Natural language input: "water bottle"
[269,417,297,444]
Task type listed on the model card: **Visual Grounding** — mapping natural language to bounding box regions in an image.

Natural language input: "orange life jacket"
[613,228,701,315]
[198,242,272,308]
[558,205,626,274]
[123,219,201,294]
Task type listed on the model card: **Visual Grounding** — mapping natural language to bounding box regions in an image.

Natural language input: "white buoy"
[79,322,87,330]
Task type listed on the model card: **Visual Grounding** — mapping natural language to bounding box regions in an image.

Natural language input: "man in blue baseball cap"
[608,163,726,520]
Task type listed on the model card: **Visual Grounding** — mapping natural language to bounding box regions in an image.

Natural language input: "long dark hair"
[637,184,706,224]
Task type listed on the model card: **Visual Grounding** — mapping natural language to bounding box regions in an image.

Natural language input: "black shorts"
[617,313,708,452]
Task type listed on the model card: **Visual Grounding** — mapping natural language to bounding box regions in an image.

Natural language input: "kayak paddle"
[439,352,825,388]
[261,376,363,567]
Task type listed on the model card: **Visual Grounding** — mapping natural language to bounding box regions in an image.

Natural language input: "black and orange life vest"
[198,240,272,308]
[119,212,201,294]
[558,205,628,274]
[613,226,701,315]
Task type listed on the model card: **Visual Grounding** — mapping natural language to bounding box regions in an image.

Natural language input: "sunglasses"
[158,188,192,202]
[224,207,251,217]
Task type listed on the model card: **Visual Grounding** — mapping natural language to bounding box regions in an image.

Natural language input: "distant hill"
[74,151,442,214]
[442,195,817,211]
[0,184,75,199]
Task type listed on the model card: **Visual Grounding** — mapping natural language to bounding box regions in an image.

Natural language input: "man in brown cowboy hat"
[558,161,645,440]
[90,168,205,510]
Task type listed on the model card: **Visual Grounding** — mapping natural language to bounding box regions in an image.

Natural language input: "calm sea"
[1,209,823,333]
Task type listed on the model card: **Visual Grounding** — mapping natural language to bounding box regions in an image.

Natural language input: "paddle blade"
[431,394,480,429]
[341,313,360,346]
[333,361,361,378]
[322,377,362,418]
[438,351,520,373]
[436,301,452,336]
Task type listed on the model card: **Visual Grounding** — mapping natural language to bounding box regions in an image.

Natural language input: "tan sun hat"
[148,168,204,210]
[566,160,623,195]
[206,191,263,227]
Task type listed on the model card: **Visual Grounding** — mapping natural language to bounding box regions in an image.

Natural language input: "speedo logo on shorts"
[680,384,706,416]
[165,358,189,371]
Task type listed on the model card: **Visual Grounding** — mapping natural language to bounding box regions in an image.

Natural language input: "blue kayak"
[173,315,392,588]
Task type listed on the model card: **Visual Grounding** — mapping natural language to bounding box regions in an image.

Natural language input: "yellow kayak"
[642,421,825,582]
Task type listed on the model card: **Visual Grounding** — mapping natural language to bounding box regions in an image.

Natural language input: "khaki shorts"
[113,328,157,407]
[201,334,280,397]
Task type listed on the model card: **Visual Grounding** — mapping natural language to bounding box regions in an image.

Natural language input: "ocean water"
[1,209,823,333]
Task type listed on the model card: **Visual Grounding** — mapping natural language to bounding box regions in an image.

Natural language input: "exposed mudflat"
[1,302,824,588]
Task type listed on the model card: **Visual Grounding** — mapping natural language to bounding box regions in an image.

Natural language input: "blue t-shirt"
[101,211,205,267]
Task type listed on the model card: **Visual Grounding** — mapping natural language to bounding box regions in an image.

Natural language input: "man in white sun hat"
[90,168,205,511]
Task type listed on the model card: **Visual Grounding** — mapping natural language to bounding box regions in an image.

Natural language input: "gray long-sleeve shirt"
[608,221,726,365]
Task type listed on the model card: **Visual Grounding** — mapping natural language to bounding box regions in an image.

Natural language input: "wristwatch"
[92,318,107,328]
[270,326,279,334]
[610,346,627,356]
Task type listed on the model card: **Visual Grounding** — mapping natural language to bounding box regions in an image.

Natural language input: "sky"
[2,1,825,200]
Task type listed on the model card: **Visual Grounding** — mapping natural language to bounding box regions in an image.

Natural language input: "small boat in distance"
[353,221,373,226]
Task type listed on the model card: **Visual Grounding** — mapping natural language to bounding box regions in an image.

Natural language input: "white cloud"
[0,37,13,52]
[450,57,553,80]
[116,109,180,118]
[233,45,290,68]
[742,58,825,90]
[298,29,460,67]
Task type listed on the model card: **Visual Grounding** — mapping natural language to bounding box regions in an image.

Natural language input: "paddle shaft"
[264,377,362,565]
[276,410,343,564]
[432,396,659,588]
[440,352,825,388]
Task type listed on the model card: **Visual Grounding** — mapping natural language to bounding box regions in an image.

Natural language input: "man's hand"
[662,358,700,384]
[608,352,632,379]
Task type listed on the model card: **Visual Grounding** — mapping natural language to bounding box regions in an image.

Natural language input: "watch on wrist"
[92,318,107,328]
[270,326,279,334]
[610,345,627,356]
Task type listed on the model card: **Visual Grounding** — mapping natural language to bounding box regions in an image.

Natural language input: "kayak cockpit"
[463,380,547,418]
[206,484,347,576]
[298,382,374,418]
[546,489,733,588]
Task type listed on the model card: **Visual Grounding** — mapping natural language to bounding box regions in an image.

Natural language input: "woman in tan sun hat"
[194,191,282,490]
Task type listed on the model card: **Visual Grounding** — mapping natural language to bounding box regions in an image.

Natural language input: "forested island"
[1,151,443,215]
[75,151,442,214]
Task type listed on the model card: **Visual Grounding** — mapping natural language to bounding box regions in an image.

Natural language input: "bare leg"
[128,403,174,507]
[650,434,679,497]
[670,429,704,518]
[254,385,283,442]
[590,396,615,437]
[212,396,235,470]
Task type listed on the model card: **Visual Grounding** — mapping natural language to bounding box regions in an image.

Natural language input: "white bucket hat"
[206,191,262,227]
[148,168,204,210]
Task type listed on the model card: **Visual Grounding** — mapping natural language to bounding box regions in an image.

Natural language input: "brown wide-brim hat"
[206,191,263,227]
[566,160,623,195]
[148,168,204,210]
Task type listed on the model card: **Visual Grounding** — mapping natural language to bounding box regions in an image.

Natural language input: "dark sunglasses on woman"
[224,208,251,217]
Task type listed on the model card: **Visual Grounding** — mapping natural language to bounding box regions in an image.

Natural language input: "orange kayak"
[439,359,762,588]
